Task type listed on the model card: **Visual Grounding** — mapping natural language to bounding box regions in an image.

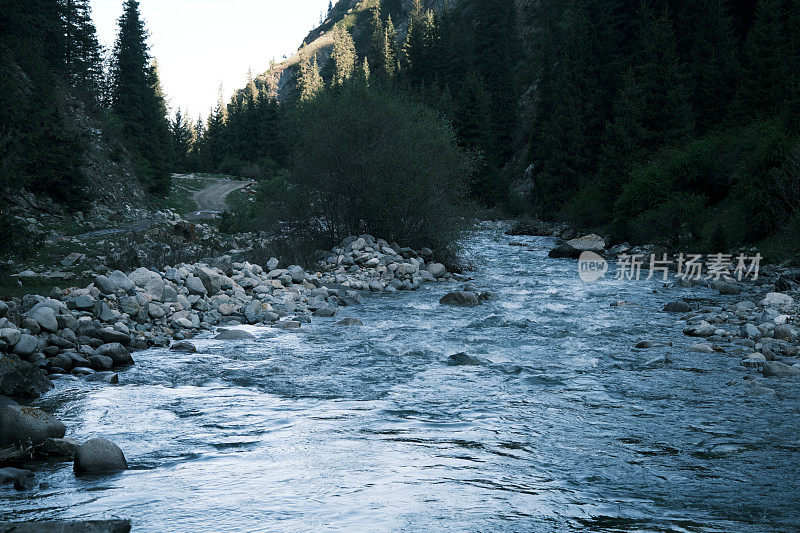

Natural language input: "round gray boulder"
[74,438,128,474]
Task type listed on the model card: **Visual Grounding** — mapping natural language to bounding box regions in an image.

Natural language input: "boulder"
[0,405,66,446]
[185,276,207,296]
[426,263,447,278]
[94,274,117,295]
[0,328,21,347]
[663,301,691,313]
[287,265,305,283]
[762,361,800,377]
[73,438,128,474]
[129,268,165,301]
[548,234,606,259]
[109,270,135,293]
[213,329,255,341]
[89,354,114,371]
[312,307,337,318]
[683,321,715,337]
[99,328,130,345]
[67,294,96,311]
[440,291,482,307]
[12,334,39,358]
[196,267,221,296]
[28,306,58,333]
[760,292,794,311]
[710,279,740,295]
[742,323,761,339]
[170,341,197,353]
[93,343,133,367]
[0,354,52,398]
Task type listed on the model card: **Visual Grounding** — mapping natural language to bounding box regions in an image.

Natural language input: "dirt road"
[187,178,254,220]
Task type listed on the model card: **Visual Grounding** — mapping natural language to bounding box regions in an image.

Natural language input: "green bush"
[613,118,797,245]
[284,85,473,255]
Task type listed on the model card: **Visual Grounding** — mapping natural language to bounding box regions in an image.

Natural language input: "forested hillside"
[0,0,173,215]
[190,0,799,259]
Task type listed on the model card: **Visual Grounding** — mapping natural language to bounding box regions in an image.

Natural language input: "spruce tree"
[111,0,173,194]
[598,5,693,202]
[62,0,104,103]
[299,51,323,102]
[171,108,193,172]
[332,24,356,85]
[474,0,522,161]
[736,0,787,119]
[683,0,739,131]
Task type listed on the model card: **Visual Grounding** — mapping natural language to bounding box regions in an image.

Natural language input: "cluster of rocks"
[0,235,452,399]
[667,284,800,379]
[0,233,453,491]
[0,401,128,491]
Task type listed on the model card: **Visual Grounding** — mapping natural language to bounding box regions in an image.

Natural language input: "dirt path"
[186,178,254,221]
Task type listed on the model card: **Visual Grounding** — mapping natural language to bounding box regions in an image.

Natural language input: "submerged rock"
[214,329,255,341]
[663,301,691,313]
[440,291,481,307]
[0,520,132,532]
[446,353,482,366]
[0,467,35,491]
[74,438,128,474]
[336,318,363,326]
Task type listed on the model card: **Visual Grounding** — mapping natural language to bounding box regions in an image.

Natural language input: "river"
[2,228,799,531]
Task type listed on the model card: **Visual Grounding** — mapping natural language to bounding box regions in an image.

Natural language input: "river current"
[2,228,799,531]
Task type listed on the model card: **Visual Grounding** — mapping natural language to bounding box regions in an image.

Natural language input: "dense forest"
[2,0,799,259]
[0,0,172,208]
[185,0,799,257]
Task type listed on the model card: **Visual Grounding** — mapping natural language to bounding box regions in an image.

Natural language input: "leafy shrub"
[613,118,797,244]
[281,85,473,255]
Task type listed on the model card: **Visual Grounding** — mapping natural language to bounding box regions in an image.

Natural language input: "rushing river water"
[3,228,800,532]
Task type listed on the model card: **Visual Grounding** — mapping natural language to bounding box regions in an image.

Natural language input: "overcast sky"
[90,0,330,120]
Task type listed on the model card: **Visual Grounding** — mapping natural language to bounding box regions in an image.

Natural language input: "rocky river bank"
[0,233,458,495]
[0,220,800,528]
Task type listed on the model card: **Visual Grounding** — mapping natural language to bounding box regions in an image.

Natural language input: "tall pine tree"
[111,0,173,194]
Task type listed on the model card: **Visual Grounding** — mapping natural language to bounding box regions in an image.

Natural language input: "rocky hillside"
[246,0,451,102]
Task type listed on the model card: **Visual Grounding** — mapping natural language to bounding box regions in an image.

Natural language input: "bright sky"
[90,0,330,120]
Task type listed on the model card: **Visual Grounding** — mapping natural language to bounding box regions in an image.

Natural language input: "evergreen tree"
[384,17,398,79]
[599,5,693,201]
[682,0,739,131]
[332,24,356,85]
[299,51,323,102]
[171,108,193,171]
[736,0,787,119]
[61,0,104,103]
[474,0,522,161]
[111,0,173,194]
